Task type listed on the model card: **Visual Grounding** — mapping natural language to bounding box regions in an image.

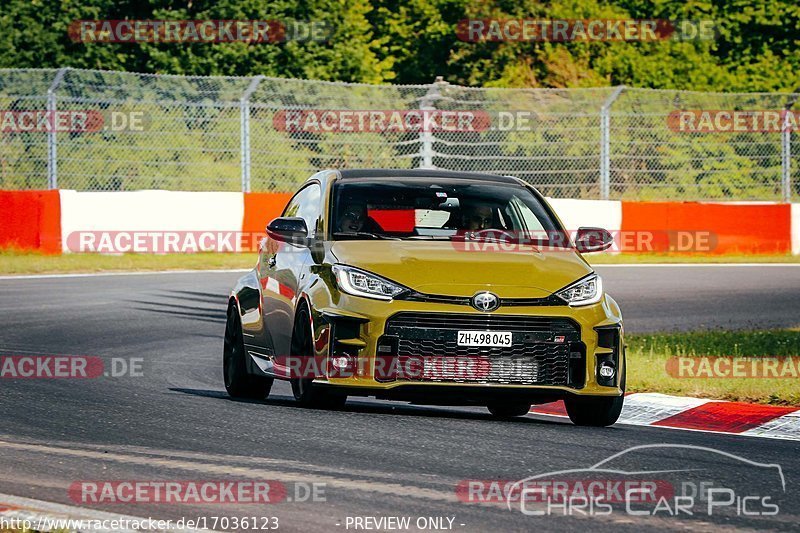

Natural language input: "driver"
[337,202,382,233]
[461,202,495,231]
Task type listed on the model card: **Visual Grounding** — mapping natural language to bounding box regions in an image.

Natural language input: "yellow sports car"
[225,169,624,426]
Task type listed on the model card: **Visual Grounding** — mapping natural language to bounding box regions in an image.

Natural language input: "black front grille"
[398,292,566,307]
[387,313,581,334]
[382,312,581,386]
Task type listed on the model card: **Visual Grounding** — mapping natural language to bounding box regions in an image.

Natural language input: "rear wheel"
[289,307,347,409]
[487,402,531,418]
[223,306,273,399]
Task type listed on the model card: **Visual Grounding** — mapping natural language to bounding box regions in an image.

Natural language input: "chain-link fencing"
[0,68,796,200]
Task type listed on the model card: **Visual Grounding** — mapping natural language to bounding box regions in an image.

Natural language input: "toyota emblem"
[471,291,500,312]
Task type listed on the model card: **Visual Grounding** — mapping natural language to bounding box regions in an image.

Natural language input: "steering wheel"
[464,228,517,242]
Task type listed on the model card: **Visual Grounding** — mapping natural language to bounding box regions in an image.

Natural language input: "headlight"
[332,265,407,301]
[556,274,603,306]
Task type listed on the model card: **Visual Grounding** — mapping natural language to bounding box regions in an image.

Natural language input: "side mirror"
[266,217,308,245]
[574,227,614,253]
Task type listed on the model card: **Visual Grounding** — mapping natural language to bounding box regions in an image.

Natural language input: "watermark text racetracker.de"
[668,110,800,133]
[69,480,301,504]
[0,110,147,133]
[0,516,279,532]
[0,356,143,379]
[64,229,719,254]
[271,109,641,133]
[449,229,717,254]
[456,19,716,42]
[66,231,265,253]
[666,356,800,379]
[69,19,332,43]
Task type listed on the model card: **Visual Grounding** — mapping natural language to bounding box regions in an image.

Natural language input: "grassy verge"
[627,330,800,405]
[589,253,800,264]
[0,251,256,275]
[1,250,798,275]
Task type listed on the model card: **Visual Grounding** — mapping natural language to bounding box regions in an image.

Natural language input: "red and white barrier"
[0,189,798,255]
[0,190,61,254]
[531,393,800,441]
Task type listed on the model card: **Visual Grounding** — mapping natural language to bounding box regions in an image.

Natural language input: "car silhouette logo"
[471,292,500,312]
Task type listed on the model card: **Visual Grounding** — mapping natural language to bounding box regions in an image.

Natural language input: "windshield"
[330,177,566,245]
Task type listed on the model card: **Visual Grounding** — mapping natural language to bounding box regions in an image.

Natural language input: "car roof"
[334,168,522,184]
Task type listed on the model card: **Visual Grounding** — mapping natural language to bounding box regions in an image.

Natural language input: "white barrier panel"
[546,198,622,233]
[546,198,622,253]
[793,203,800,255]
[60,191,245,253]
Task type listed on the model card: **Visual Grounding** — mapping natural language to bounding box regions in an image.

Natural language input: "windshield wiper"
[333,231,401,240]
[406,235,453,240]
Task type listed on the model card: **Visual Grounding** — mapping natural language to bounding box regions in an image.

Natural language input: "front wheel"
[564,394,624,427]
[289,307,347,409]
[487,402,531,418]
[224,306,273,399]
[566,351,626,427]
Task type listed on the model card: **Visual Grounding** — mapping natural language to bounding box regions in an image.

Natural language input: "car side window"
[282,183,322,238]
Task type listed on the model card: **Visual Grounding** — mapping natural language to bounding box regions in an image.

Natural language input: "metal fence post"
[418,77,446,169]
[600,86,625,200]
[782,109,792,202]
[46,67,69,190]
[240,75,265,193]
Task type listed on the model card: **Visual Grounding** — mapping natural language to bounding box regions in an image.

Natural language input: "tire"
[564,356,626,427]
[224,306,273,399]
[487,402,531,418]
[289,307,347,409]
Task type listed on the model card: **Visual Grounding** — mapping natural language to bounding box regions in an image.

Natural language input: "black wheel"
[564,394,624,427]
[487,402,531,418]
[289,307,347,409]
[224,306,273,399]
[564,357,626,427]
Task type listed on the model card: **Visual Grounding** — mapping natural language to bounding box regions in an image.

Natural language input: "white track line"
[0,492,217,532]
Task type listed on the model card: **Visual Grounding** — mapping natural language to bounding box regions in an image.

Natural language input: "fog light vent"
[599,362,615,379]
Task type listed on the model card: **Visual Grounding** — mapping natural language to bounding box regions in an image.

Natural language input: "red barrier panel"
[0,190,62,254]
[241,192,292,251]
[620,202,791,255]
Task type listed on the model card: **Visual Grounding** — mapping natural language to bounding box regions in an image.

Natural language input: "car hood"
[329,240,592,298]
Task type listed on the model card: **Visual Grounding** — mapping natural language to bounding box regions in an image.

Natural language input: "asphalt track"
[0,265,799,532]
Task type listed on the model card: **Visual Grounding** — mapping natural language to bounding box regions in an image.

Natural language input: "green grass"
[0,250,256,275]
[589,253,800,264]
[627,330,800,405]
[1,250,797,276]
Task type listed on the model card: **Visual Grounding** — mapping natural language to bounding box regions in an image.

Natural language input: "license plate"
[457,330,513,347]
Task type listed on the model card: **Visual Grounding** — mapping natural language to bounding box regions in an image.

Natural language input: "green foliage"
[629,330,800,358]
[0,1,797,197]
[0,0,797,91]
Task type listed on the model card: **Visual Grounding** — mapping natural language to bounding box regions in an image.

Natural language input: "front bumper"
[311,292,624,399]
